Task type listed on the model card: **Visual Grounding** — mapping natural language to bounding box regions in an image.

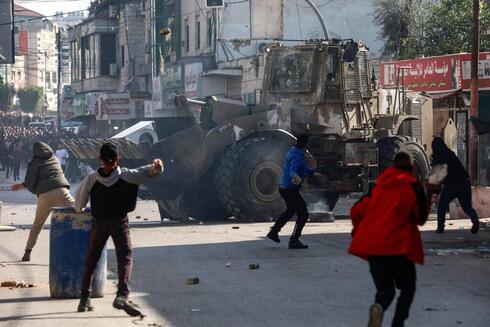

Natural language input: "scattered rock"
[1,263,6,267]
[199,221,203,225]
[143,218,148,221]
[225,263,231,268]
[1,281,17,287]
[136,216,141,219]
[186,277,199,285]
[0,281,35,288]
[232,226,240,230]
[11,213,16,215]
[423,307,447,312]
[249,263,260,270]
[456,321,463,325]
[191,309,201,312]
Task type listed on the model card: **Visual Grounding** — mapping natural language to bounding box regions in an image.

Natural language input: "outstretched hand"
[10,183,25,192]
[151,159,163,174]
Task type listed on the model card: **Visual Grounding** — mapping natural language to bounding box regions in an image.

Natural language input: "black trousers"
[369,256,416,327]
[271,188,309,240]
[81,217,132,298]
[437,179,479,229]
[13,161,20,180]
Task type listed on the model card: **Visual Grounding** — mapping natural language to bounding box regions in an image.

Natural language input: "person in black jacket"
[75,143,163,316]
[432,137,480,234]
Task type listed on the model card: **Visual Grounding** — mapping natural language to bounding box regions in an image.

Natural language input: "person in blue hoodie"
[267,134,316,249]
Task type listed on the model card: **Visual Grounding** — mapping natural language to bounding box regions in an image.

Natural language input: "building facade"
[10,5,59,113]
[69,0,151,136]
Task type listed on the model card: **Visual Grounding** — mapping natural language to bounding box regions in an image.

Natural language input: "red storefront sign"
[381,53,490,93]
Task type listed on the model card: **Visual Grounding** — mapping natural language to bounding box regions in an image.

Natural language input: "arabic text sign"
[99,93,135,120]
[381,55,461,92]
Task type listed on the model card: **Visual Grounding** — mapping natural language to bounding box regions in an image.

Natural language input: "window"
[100,33,116,76]
[17,72,21,81]
[121,45,125,67]
[269,50,315,92]
[52,72,57,84]
[185,23,190,52]
[208,17,213,48]
[195,19,201,50]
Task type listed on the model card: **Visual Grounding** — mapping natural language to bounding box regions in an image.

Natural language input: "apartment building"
[69,0,150,135]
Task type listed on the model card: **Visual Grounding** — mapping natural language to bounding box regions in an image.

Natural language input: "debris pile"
[1,280,36,288]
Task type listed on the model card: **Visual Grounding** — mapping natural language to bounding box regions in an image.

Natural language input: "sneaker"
[288,239,308,249]
[266,230,280,243]
[471,221,480,234]
[435,228,444,234]
[21,250,31,262]
[77,295,94,312]
[367,303,383,327]
[113,296,142,317]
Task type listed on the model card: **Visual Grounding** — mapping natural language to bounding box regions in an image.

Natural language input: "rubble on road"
[1,280,36,288]
[249,263,260,270]
[186,277,199,285]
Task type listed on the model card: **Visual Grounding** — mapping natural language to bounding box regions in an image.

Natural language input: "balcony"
[72,76,118,94]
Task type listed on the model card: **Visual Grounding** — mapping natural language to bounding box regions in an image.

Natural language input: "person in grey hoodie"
[75,142,163,317]
[11,142,74,262]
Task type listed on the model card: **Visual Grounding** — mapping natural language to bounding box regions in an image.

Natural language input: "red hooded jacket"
[348,167,430,265]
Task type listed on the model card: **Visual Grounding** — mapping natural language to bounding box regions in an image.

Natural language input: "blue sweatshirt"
[280,146,315,190]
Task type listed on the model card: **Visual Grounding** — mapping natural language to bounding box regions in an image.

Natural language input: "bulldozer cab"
[262,40,373,137]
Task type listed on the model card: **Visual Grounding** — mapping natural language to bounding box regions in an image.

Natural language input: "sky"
[16,0,91,16]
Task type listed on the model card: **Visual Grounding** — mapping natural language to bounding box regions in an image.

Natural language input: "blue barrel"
[49,207,107,298]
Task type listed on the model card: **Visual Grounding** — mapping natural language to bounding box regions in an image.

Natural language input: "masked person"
[431,137,480,233]
[267,134,317,249]
[348,152,434,327]
[75,143,163,317]
[11,142,74,262]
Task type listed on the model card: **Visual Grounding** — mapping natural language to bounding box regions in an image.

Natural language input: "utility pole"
[469,0,480,184]
[56,31,62,136]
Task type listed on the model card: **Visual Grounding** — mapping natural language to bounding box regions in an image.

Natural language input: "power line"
[0,9,88,27]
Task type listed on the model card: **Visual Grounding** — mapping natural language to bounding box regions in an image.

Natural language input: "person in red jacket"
[348,152,433,327]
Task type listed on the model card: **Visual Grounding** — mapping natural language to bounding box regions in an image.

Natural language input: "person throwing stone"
[75,142,163,316]
[10,142,74,262]
[267,134,318,249]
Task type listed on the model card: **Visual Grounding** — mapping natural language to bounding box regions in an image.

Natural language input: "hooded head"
[33,142,54,159]
[432,137,450,156]
[296,134,309,149]
[393,151,414,172]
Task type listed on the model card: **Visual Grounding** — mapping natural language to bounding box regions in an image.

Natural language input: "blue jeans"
[437,179,479,229]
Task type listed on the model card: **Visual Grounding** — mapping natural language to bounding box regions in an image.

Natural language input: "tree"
[0,77,15,113]
[373,0,490,60]
[423,0,490,57]
[17,86,45,113]
[373,0,425,59]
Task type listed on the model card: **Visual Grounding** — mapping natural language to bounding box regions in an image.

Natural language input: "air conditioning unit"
[109,63,118,76]
[108,5,118,18]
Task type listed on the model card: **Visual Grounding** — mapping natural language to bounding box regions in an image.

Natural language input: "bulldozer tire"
[182,169,230,221]
[377,136,430,180]
[216,137,289,222]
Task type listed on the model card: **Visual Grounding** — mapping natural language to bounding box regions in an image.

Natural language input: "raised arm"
[121,159,164,186]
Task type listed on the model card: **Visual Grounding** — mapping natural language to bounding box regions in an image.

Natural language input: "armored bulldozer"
[64,39,430,222]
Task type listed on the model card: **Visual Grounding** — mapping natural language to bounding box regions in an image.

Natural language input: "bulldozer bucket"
[61,138,147,171]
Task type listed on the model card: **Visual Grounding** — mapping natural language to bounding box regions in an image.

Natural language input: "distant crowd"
[0,113,83,182]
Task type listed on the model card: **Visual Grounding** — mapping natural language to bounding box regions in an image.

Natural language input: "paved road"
[1,197,489,327]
